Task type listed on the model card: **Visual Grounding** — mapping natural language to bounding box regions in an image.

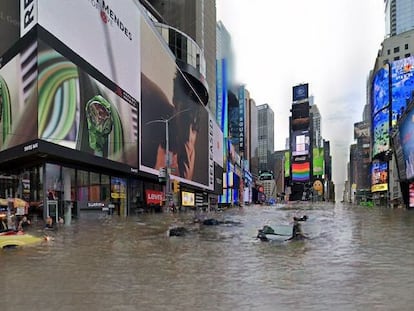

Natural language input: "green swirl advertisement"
[37,41,138,167]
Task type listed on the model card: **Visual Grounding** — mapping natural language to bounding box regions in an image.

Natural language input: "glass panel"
[101,174,110,203]
[45,163,61,201]
[89,172,100,201]
[77,170,89,203]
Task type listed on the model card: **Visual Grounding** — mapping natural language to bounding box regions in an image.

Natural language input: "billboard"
[399,107,414,180]
[410,183,414,208]
[0,41,38,150]
[292,161,310,182]
[392,126,406,181]
[354,121,370,139]
[37,41,138,168]
[284,151,290,177]
[391,56,414,126]
[0,1,20,58]
[211,117,224,167]
[182,191,195,207]
[372,108,390,157]
[292,84,309,102]
[372,65,390,116]
[238,85,245,152]
[371,161,388,192]
[291,130,310,156]
[38,0,141,102]
[313,147,324,176]
[140,18,212,190]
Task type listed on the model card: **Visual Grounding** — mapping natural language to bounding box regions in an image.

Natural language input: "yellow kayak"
[0,231,44,248]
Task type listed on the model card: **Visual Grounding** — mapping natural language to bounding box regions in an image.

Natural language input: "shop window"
[89,172,100,201]
[77,170,89,203]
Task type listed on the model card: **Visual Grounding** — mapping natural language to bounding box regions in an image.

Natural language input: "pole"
[165,119,170,211]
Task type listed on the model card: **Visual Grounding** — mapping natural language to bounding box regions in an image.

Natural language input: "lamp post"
[146,108,191,210]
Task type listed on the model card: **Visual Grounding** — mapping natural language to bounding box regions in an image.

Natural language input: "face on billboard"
[38,42,138,167]
[391,56,414,126]
[372,108,389,157]
[140,19,211,189]
[0,41,38,150]
[372,66,390,116]
[399,108,414,179]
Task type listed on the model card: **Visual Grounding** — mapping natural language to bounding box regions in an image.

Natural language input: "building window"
[394,56,400,61]
[387,49,390,55]
[405,53,411,58]
[394,46,399,53]
[405,43,409,50]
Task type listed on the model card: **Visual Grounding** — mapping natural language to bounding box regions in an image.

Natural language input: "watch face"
[86,96,113,135]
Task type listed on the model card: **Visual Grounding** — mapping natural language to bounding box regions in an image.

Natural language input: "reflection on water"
[2,202,414,311]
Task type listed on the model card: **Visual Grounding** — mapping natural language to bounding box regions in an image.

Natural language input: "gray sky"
[216,0,385,196]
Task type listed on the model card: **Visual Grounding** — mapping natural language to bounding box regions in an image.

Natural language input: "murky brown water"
[2,202,414,311]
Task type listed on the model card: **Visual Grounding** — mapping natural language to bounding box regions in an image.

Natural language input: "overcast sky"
[216,0,385,195]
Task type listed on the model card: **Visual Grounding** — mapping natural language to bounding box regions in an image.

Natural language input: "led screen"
[291,130,310,156]
[371,161,388,192]
[182,191,195,207]
[354,121,369,139]
[0,0,20,57]
[37,41,138,168]
[392,126,407,181]
[391,56,414,126]
[313,148,324,176]
[38,0,141,101]
[410,183,414,208]
[140,19,212,190]
[372,66,390,116]
[284,151,290,177]
[292,161,310,182]
[372,108,390,157]
[292,84,308,102]
[0,41,38,150]
[399,107,414,179]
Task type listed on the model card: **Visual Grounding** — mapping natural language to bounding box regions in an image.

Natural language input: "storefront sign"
[145,189,163,204]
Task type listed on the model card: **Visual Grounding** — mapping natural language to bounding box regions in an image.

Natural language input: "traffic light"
[172,180,180,193]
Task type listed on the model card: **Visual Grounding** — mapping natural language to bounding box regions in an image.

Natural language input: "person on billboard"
[141,72,206,182]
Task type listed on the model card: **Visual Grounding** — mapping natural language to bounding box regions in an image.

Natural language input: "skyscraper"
[309,97,322,148]
[257,104,274,172]
[385,0,414,37]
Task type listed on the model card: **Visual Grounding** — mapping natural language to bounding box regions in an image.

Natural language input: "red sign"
[145,190,164,204]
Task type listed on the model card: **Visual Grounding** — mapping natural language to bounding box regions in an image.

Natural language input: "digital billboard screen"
[410,183,414,208]
[372,108,390,157]
[37,41,138,168]
[140,18,212,190]
[313,148,324,176]
[371,161,388,192]
[284,151,290,177]
[372,65,390,116]
[292,84,308,102]
[291,130,310,156]
[392,126,407,181]
[391,56,414,126]
[0,0,20,58]
[399,107,414,180]
[354,121,369,140]
[38,0,141,101]
[0,41,38,151]
[292,161,310,182]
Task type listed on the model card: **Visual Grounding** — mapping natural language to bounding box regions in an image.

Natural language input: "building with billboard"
[257,104,274,173]
[0,0,216,221]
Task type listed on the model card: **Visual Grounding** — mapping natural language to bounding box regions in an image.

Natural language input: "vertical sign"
[21,0,37,37]
[238,85,245,152]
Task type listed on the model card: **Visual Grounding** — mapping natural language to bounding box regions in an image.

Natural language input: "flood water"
[2,202,414,311]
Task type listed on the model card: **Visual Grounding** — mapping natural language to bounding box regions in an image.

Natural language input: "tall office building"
[385,0,414,37]
[257,104,274,172]
[310,99,322,148]
[147,0,217,114]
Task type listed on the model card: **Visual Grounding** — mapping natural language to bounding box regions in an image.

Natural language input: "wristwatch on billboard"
[0,75,12,143]
[85,95,113,156]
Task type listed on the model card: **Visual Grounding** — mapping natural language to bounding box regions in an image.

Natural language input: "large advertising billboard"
[313,147,324,176]
[284,151,290,177]
[392,126,406,181]
[212,117,224,168]
[354,121,370,140]
[391,56,414,126]
[37,0,141,102]
[0,41,38,150]
[371,161,388,192]
[292,84,308,102]
[0,1,20,58]
[292,161,310,182]
[291,130,310,156]
[372,108,390,157]
[37,41,138,167]
[238,85,245,152]
[140,17,212,190]
[399,107,414,180]
[372,65,390,116]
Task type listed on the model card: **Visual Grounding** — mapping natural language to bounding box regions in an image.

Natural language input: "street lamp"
[146,108,191,210]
